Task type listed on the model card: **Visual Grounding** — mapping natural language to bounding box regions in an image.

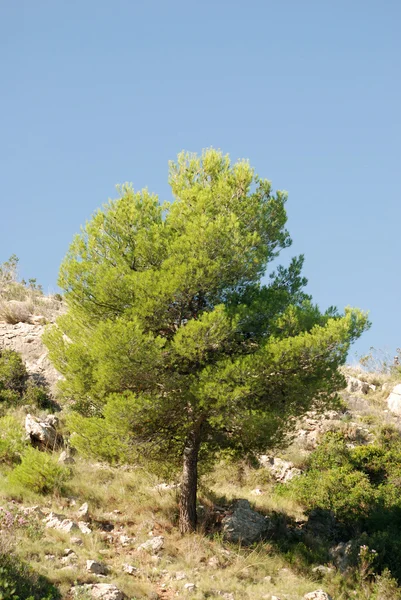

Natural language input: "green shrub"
[0,350,27,401]
[289,466,376,526]
[22,381,50,409]
[0,416,26,465]
[0,553,60,600]
[8,448,71,494]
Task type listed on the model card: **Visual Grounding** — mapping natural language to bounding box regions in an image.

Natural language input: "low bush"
[282,429,401,581]
[0,416,26,465]
[8,448,71,494]
[23,381,50,410]
[0,300,34,325]
[0,350,27,400]
[0,552,60,600]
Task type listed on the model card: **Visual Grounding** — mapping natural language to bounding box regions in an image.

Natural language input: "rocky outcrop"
[387,384,401,415]
[345,374,370,394]
[222,499,269,545]
[25,414,63,450]
[258,456,301,482]
[0,322,61,393]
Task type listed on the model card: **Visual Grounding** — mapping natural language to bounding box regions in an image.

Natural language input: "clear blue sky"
[1,0,400,361]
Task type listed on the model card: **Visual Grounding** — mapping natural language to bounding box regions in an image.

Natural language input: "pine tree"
[44,149,369,533]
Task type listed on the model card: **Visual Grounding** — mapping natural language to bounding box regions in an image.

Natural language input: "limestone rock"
[137,536,164,553]
[78,521,92,534]
[345,375,370,394]
[87,560,107,575]
[330,540,353,572]
[0,322,62,393]
[312,565,334,575]
[25,414,63,450]
[72,584,125,600]
[258,456,301,483]
[387,384,401,415]
[78,502,89,518]
[122,563,138,575]
[58,450,75,464]
[183,583,196,592]
[222,499,268,545]
[44,512,79,533]
[304,591,333,600]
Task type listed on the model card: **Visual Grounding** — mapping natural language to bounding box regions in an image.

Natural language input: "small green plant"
[23,380,50,409]
[0,350,27,401]
[0,553,60,600]
[8,448,71,494]
[0,416,26,465]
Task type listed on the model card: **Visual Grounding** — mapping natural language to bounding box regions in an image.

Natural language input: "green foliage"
[284,429,401,581]
[23,380,50,410]
[0,553,60,600]
[0,349,49,408]
[0,350,27,403]
[8,448,71,494]
[44,149,369,529]
[0,416,26,465]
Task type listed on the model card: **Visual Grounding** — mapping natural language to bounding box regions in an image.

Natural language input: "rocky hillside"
[0,321,61,393]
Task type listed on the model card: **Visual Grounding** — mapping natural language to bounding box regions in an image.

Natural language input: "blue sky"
[1,0,400,361]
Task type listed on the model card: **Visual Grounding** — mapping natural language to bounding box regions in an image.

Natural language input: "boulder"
[87,560,107,575]
[222,499,269,545]
[72,584,125,600]
[25,414,63,450]
[329,540,353,572]
[387,384,401,416]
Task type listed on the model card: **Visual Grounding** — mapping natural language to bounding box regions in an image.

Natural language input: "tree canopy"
[44,149,369,532]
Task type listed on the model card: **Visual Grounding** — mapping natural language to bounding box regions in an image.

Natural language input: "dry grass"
[0,292,64,325]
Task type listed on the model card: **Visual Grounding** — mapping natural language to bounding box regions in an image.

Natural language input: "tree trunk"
[179,426,201,534]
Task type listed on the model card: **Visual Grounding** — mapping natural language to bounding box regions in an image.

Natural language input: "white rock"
[25,414,63,449]
[345,375,370,394]
[250,488,263,495]
[175,571,187,580]
[258,456,301,483]
[78,521,92,534]
[71,536,83,545]
[207,556,220,568]
[312,565,334,575]
[387,384,401,415]
[78,502,89,517]
[119,534,135,546]
[153,482,179,491]
[122,563,138,575]
[58,450,75,464]
[304,591,333,600]
[183,582,196,592]
[137,536,164,553]
[72,584,125,600]
[44,512,79,533]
